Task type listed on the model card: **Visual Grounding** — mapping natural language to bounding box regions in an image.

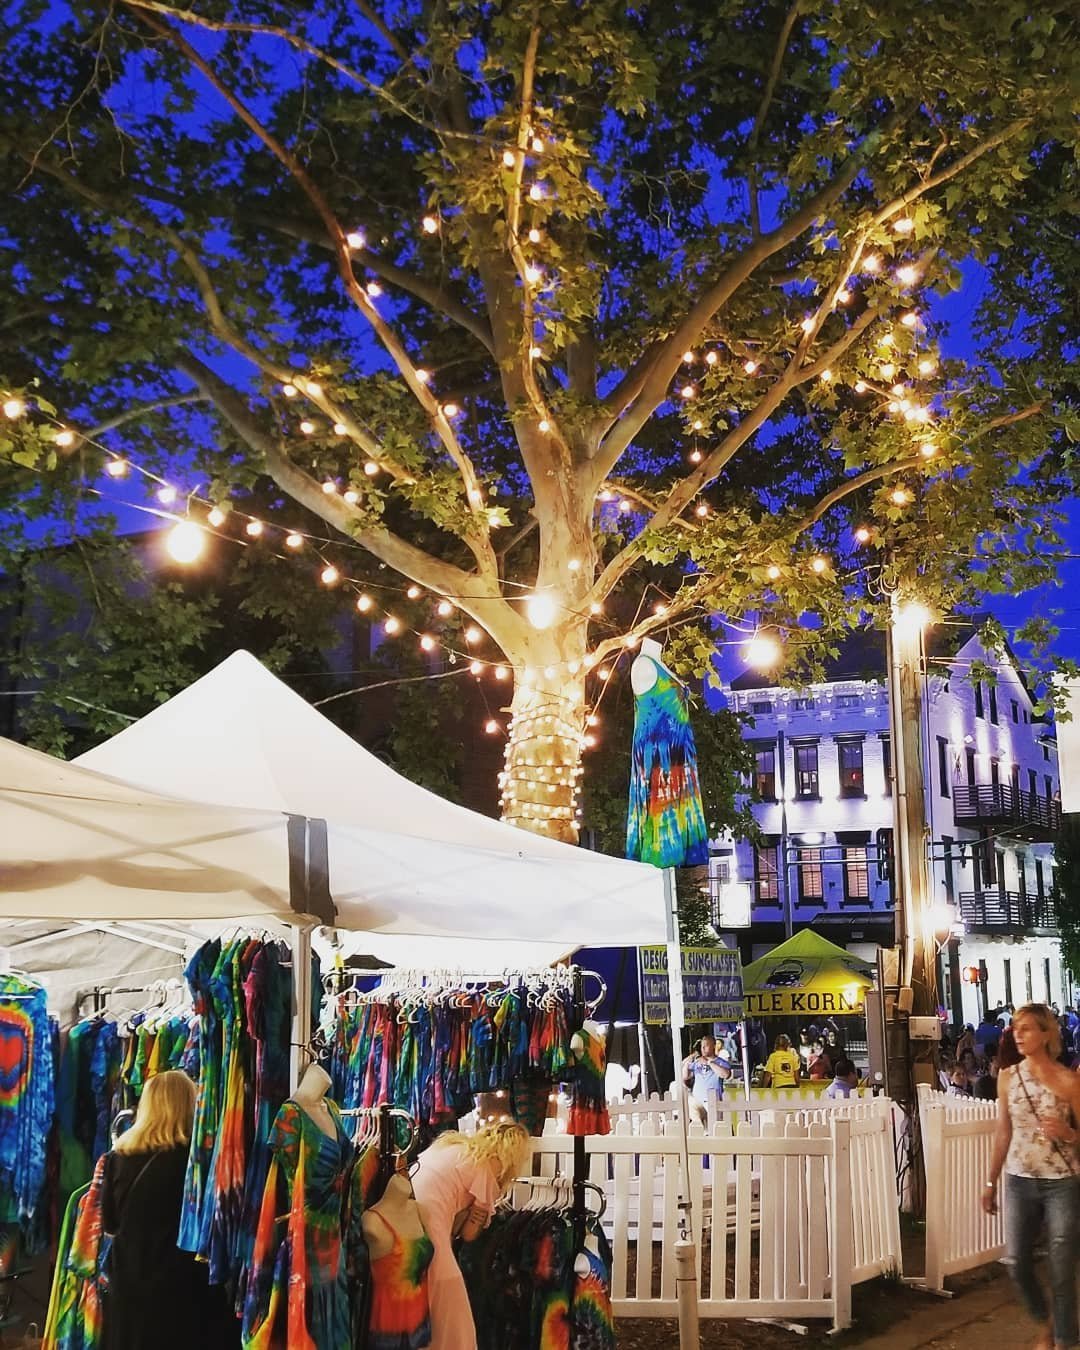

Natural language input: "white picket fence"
[918,1085,1005,1291]
[528,1103,902,1329]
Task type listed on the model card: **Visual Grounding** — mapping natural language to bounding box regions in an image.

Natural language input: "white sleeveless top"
[1005,1063,1078,1180]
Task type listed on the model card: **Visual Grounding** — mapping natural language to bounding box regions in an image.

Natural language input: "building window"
[1003,958,1013,1007]
[793,697,815,711]
[838,740,865,798]
[1045,774,1054,806]
[974,682,984,718]
[1035,858,1045,901]
[750,700,773,714]
[798,846,824,903]
[753,844,779,904]
[754,746,776,801]
[989,685,998,724]
[1042,743,1050,761]
[842,847,869,903]
[1011,699,1019,724]
[937,737,950,799]
[1017,856,1027,901]
[836,693,860,709]
[1044,958,1053,1004]
[990,757,1000,788]
[942,835,955,902]
[1011,763,1021,801]
[1028,768,1038,799]
[793,743,819,799]
[978,830,995,888]
[965,749,977,787]
[881,735,893,797]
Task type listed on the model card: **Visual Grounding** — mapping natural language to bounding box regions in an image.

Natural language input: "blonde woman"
[102,1070,237,1350]
[982,1004,1080,1350]
[411,1121,531,1350]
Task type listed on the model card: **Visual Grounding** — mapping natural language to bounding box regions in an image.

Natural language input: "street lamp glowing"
[894,600,932,633]
[743,632,782,670]
[165,521,205,564]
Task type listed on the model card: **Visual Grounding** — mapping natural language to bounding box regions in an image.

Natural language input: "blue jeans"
[1004,1172,1080,1347]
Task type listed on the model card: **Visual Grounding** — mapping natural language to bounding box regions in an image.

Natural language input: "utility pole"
[885,594,939,1017]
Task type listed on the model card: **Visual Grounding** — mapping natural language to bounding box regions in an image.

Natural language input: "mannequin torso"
[292,1063,339,1140]
[630,637,664,696]
[361,1172,430,1261]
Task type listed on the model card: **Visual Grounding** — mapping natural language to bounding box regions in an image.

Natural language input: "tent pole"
[664,867,700,1350]
[289,924,312,1093]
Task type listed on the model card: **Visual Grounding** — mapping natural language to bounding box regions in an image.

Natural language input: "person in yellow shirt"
[762,1033,801,1088]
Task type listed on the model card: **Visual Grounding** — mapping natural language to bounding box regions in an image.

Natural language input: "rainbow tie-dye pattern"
[626,656,709,868]
[0,976,54,1242]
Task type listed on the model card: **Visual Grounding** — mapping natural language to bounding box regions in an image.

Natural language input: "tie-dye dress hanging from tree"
[625,656,709,868]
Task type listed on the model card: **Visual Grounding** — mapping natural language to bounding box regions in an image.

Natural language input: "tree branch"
[350,0,411,64]
[746,0,803,239]
[81,393,206,441]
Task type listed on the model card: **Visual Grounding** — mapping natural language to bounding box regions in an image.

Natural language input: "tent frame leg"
[289,924,312,1093]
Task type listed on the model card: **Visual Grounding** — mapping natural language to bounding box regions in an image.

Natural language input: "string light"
[524,265,543,284]
[366,281,382,298]
[682,350,694,364]
[3,398,26,420]
[321,565,340,586]
[419,634,436,651]
[356,593,373,612]
[407,585,422,600]
[896,265,918,286]
[918,358,937,376]
[527,227,541,244]
[837,287,852,304]
[322,479,337,493]
[285,533,304,549]
[854,525,871,543]
[901,311,920,328]
[810,555,828,573]
[538,418,551,433]
[442,403,460,418]
[743,632,782,670]
[597,667,611,682]
[494,666,509,680]
[502,149,516,168]
[589,601,602,615]
[55,428,76,448]
[743,360,759,374]
[344,489,360,504]
[689,449,703,463]
[421,215,439,234]
[105,458,129,478]
[165,521,205,564]
[694,503,709,517]
[245,520,264,537]
[891,383,907,396]
[880,363,896,380]
[415,369,431,385]
[485,719,500,735]
[890,486,912,506]
[766,564,782,581]
[384,616,401,635]
[862,254,882,273]
[820,369,832,382]
[531,135,544,153]
[617,500,631,513]
[529,345,542,359]
[465,626,481,644]
[920,441,938,458]
[854,380,868,393]
[680,384,695,399]
[469,660,483,675]
[893,217,915,235]
[364,461,380,476]
[705,351,719,366]
[800,317,815,333]
[156,485,177,505]
[282,383,298,397]
[346,229,366,250]
[207,507,226,528]
[525,591,558,630]
[333,422,347,435]
[436,599,454,617]
[528,183,544,201]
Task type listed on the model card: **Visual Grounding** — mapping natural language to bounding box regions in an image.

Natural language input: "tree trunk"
[499,625,590,844]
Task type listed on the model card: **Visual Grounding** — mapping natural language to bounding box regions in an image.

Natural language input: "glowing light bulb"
[538,418,550,433]
[245,520,263,537]
[589,601,602,615]
[918,358,937,376]
[346,230,366,250]
[695,502,709,517]
[854,380,868,393]
[528,227,541,244]
[705,351,719,366]
[464,626,481,644]
[810,555,828,574]
[863,254,881,273]
[682,350,694,364]
[356,593,373,612]
[282,383,298,397]
[880,332,894,348]
[285,533,304,549]
[383,616,401,635]
[306,381,323,397]
[165,520,205,564]
[567,558,580,572]
[494,665,508,680]
[3,398,25,420]
[502,149,516,168]
[332,422,348,436]
[901,311,919,327]
[366,281,382,297]
[421,215,439,234]
[583,734,597,748]
[419,634,435,651]
[893,217,915,235]
[156,485,177,505]
[105,458,129,478]
[837,287,852,304]
[487,512,502,528]
[300,420,315,435]
[55,428,76,448]
[344,489,360,504]
[485,719,500,734]
[890,486,912,506]
[321,565,340,586]
[743,632,782,670]
[920,441,938,458]
[525,590,558,630]
[653,603,668,616]
[820,369,832,382]
[693,420,703,431]
[767,564,782,581]
[854,525,871,543]
[322,479,337,494]
[743,359,759,374]
[896,265,917,286]
[880,363,896,380]
[680,384,695,399]
[469,660,483,675]
[528,183,544,201]
[364,461,380,476]
[407,585,422,600]
[801,316,815,332]
[525,264,542,284]
[618,499,631,513]
[529,345,542,359]
[442,402,460,418]
[689,449,703,463]
[207,506,226,528]
[415,368,431,385]
[894,600,932,632]
[892,383,907,396]
[432,600,452,619]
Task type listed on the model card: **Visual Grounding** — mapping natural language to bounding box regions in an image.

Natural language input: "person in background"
[412,1121,531,1350]
[807,1039,833,1081]
[824,1058,859,1100]
[762,1034,801,1089]
[982,1003,1080,1350]
[949,1067,972,1096]
[682,1035,731,1124]
[797,1028,815,1072]
[102,1070,238,1350]
[956,1024,976,1057]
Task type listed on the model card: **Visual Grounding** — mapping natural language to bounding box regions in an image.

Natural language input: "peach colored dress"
[410,1144,499,1350]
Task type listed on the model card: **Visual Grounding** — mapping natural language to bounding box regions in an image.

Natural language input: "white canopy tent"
[75,650,666,960]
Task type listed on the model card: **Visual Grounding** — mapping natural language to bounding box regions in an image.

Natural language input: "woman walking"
[982,1003,1080,1350]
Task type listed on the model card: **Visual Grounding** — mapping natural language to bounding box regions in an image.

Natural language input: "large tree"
[1,0,1075,841]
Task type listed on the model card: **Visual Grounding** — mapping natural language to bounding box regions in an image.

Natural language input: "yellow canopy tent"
[742,929,874,1016]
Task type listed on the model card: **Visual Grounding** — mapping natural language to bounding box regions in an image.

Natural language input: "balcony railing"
[951,784,1060,839]
[958,889,1058,935]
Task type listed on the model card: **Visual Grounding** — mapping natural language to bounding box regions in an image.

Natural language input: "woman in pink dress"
[411,1122,531,1350]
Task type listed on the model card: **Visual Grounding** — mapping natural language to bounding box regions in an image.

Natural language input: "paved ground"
[855,1268,1042,1349]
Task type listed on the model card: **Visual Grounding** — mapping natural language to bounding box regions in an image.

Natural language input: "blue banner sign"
[638,945,745,1025]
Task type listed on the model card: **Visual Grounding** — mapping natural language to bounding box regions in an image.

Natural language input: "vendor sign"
[740,928,874,1016]
[639,945,744,1025]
